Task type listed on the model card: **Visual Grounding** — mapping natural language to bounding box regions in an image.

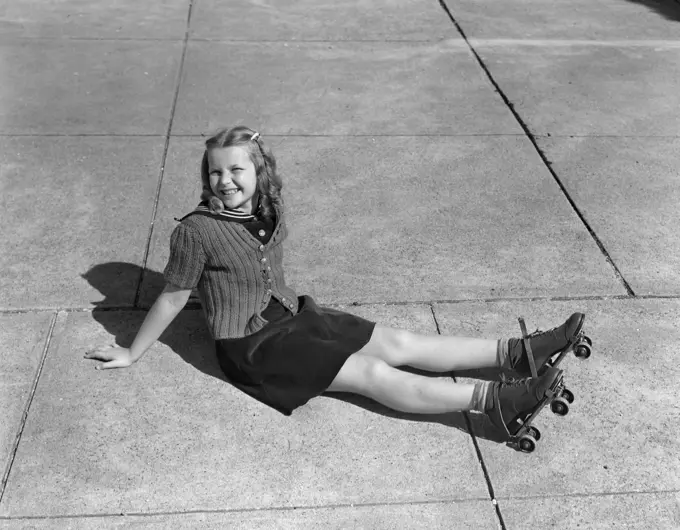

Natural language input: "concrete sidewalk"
[1,0,679,528]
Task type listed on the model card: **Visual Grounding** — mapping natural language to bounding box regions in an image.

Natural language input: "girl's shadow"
[624,0,680,22]
[82,262,226,381]
[82,262,506,444]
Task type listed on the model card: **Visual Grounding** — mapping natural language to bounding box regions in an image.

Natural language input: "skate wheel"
[583,335,592,347]
[561,388,575,404]
[518,435,537,453]
[551,397,570,416]
[527,426,541,441]
[575,343,591,359]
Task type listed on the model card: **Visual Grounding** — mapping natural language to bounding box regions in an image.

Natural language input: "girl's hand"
[84,344,135,370]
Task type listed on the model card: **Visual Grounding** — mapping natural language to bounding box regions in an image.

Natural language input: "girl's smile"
[207,146,259,214]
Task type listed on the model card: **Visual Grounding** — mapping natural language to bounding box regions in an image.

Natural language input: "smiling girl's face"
[207,146,259,215]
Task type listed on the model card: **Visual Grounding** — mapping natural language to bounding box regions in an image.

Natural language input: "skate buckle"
[518,317,538,378]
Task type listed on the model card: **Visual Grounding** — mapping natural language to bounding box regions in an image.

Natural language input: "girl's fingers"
[96,361,115,370]
[96,359,129,370]
[84,345,130,369]
[84,350,107,359]
[84,345,115,360]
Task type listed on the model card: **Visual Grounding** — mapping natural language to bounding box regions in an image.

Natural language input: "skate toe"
[533,366,563,398]
[565,312,586,340]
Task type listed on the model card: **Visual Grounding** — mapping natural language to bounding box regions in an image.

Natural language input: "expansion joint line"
[134,0,196,308]
[436,0,636,298]
[0,312,58,505]
[463,412,507,530]
[437,301,505,528]
[429,303,443,335]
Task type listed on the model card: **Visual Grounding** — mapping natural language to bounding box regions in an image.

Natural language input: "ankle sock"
[496,338,509,368]
[499,337,529,372]
[470,381,491,413]
[507,338,525,371]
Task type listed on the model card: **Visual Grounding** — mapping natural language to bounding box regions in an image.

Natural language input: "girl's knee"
[327,353,391,394]
[360,326,414,366]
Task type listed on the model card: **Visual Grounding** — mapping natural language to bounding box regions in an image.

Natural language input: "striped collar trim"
[194,203,256,220]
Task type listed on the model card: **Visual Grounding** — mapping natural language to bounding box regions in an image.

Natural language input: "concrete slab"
[473,42,680,136]
[0,136,165,310]
[434,298,680,496]
[171,40,521,135]
[0,312,54,493]
[501,491,680,529]
[189,0,455,42]
[0,0,189,39]
[537,136,680,296]
[445,0,680,40]
[0,500,499,529]
[142,135,624,306]
[0,307,487,517]
[0,40,181,134]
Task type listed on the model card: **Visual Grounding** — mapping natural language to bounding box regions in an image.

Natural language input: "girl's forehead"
[207,146,252,167]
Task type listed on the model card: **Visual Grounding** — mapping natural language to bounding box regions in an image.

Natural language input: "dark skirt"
[215,295,376,416]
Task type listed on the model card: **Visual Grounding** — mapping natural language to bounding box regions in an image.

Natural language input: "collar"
[193,202,256,221]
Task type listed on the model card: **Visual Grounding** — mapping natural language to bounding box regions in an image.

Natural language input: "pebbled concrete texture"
[444,0,680,40]
[0,136,166,309]
[189,0,456,42]
[501,492,680,529]
[171,41,521,135]
[2,0,679,527]
[279,135,624,302]
[0,501,500,529]
[473,42,680,136]
[0,312,54,490]
[537,136,680,296]
[0,40,182,135]
[0,0,190,40]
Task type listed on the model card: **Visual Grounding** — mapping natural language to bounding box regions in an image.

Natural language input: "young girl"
[86,125,587,442]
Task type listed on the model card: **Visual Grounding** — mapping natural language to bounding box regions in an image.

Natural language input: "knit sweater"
[163,202,299,339]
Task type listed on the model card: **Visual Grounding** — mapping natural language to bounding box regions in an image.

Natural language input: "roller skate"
[503,312,592,379]
[486,366,571,453]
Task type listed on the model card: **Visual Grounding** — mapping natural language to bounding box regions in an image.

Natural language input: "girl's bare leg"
[327,353,482,413]
[358,326,500,372]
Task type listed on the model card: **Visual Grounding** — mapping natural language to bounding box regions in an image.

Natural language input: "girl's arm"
[129,283,192,361]
[85,283,193,369]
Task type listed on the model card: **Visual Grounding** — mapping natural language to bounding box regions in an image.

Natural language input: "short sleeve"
[163,223,206,289]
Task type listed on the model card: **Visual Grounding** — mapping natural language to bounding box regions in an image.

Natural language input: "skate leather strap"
[518,317,538,378]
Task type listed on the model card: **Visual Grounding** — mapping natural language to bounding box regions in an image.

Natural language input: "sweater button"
[260,257,267,263]
[258,229,266,237]
[259,244,265,251]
